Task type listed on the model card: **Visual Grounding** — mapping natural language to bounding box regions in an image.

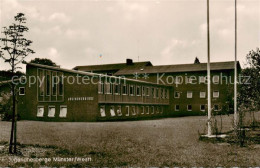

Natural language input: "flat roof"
[25,62,171,87]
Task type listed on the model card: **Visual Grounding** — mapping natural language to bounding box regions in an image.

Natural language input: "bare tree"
[0,13,35,154]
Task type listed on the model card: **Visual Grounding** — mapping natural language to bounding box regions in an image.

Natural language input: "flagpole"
[207,0,212,136]
[234,0,238,128]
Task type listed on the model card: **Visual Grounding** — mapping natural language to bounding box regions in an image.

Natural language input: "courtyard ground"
[0,112,259,167]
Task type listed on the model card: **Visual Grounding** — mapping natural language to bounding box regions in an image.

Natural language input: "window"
[213,91,219,98]
[142,86,146,96]
[156,106,160,114]
[161,89,164,99]
[98,82,104,94]
[114,84,120,95]
[175,105,180,111]
[161,107,164,114]
[110,106,116,117]
[117,106,122,116]
[213,75,220,84]
[125,106,130,116]
[187,91,193,98]
[48,106,55,117]
[132,106,136,115]
[200,91,206,98]
[52,73,57,96]
[199,76,206,83]
[105,83,112,94]
[174,91,180,98]
[200,105,206,111]
[59,106,67,118]
[136,86,141,96]
[46,73,51,96]
[187,105,192,111]
[156,88,159,98]
[146,87,150,96]
[146,106,149,114]
[122,85,128,95]
[19,87,25,95]
[151,106,154,114]
[214,105,219,111]
[37,106,44,117]
[165,89,169,99]
[152,88,155,98]
[100,106,106,117]
[58,76,63,96]
[130,85,135,96]
[141,106,144,114]
[39,69,45,96]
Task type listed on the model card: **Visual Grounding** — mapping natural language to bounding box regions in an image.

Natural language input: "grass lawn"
[0,112,260,167]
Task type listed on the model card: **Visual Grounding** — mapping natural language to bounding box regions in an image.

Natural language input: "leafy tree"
[30,58,57,66]
[0,13,35,154]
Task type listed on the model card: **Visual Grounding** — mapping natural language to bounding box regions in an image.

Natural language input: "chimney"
[126,59,133,65]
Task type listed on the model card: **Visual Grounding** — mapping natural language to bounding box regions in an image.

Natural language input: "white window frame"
[59,105,67,118]
[142,86,146,96]
[213,91,219,98]
[213,75,220,84]
[129,85,135,96]
[146,106,149,114]
[125,106,130,116]
[37,106,44,117]
[187,105,192,111]
[132,106,136,115]
[175,105,180,111]
[114,84,120,95]
[110,106,116,117]
[105,83,112,94]
[122,84,128,95]
[48,106,55,117]
[19,87,25,95]
[200,91,206,98]
[100,105,106,117]
[199,76,206,83]
[136,86,141,96]
[200,104,206,111]
[146,87,150,97]
[187,91,193,98]
[141,106,144,114]
[98,82,104,94]
[117,106,122,116]
[151,106,154,114]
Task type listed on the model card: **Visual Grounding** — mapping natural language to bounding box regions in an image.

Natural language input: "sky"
[0,0,259,72]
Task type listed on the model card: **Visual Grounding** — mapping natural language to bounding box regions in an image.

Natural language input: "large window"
[200,91,206,98]
[98,82,104,94]
[100,106,106,117]
[200,105,205,111]
[110,106,116,117]
[174,91,180,98]
[58,76,63,96]
[114,84,120,95]
[59,106,67,118]
[48,106,55,117]
[122,85,128,95]
[136,86,141,96]
[37,106,44,117]
[130,85,135,96]
[187,91,193,98]
[187,105,192,111]
[213,91,219,98]
[105,83,112,94]
[19,87,25,95]
[175,105,180,111]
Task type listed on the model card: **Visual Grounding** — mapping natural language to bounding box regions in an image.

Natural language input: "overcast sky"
[0,0,259,71]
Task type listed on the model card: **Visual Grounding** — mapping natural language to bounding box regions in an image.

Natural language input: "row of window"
[100,105,164,117]
[174,104,220,111]
[37,105,67,118]
[174,91,219,98]
[38,69,64,97]
[98,83,169,99]
[184,76,220,84]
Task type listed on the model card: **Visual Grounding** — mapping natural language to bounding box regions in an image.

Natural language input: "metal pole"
[234,0,238,128]
[207,0,212,136]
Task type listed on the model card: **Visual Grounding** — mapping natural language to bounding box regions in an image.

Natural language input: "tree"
[0,13,35,154]
[194,57,200,64]
[30,58,57,66]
